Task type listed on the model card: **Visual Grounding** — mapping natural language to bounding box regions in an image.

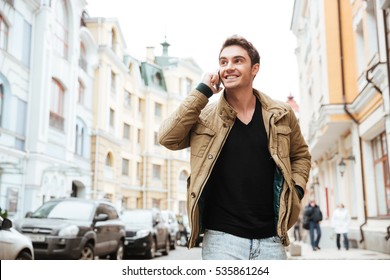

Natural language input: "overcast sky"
[86,0,299,102]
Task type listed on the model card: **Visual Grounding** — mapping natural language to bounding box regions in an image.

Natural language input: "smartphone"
[215,71,222,91]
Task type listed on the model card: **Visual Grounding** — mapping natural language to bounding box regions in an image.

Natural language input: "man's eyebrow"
[219,55,246,61]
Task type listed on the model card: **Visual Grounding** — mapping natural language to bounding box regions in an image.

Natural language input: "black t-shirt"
[203,97,276,239]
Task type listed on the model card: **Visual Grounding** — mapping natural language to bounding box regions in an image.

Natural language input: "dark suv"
[121,208,170,259]
[14,198,125,260]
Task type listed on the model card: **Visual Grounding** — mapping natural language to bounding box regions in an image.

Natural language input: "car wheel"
[145,238,156,259]
[110,241,124,260]
[162,237,170,256]
[79,243,95,260]
[16,251,33,260]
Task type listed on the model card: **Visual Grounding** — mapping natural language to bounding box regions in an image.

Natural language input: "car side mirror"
[1,218,13,230]
[25,211,33,218]
[94,213,108,222]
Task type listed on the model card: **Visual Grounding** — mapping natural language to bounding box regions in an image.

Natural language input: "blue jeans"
[202,229,287,260]
[309,221,321,249]
[336,233,349,250]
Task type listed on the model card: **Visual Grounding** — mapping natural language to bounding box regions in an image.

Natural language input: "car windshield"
[121,210,153,227]
[30,200,94,221]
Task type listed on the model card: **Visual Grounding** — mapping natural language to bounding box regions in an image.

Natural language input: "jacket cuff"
[196,83,213,98]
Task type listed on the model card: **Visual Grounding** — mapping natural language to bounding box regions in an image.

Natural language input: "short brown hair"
[219,35,260,67]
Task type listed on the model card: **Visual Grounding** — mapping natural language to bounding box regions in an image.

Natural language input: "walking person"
[303,200,323,251]
[158,35,311,260]
[293,217,302,242]
[331,203,350,250]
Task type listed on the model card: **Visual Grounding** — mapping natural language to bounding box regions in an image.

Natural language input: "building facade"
[292,0,390,253]
[0,1,201,219]
[0,0,97,219]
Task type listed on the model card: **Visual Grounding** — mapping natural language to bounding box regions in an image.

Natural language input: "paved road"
[157,245,202,260]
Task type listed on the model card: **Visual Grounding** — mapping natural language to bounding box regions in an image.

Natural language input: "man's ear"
[252,63,260,77]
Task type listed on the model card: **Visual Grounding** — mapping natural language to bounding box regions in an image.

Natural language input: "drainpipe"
[337,0,368,245]
[383,9,390,242]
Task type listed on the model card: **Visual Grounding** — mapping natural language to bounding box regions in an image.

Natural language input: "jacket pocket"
[190,125,215,157]
[276,126,291,158]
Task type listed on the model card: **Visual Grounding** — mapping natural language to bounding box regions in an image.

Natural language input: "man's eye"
[220,61,227,66]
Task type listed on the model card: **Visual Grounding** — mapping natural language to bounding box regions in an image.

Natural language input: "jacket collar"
[217,88,289,124]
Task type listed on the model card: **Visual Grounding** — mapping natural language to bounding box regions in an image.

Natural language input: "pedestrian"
[293,217,302,242]
[303,200,323,251]
[158,35,311,260]
[331,203,350,250]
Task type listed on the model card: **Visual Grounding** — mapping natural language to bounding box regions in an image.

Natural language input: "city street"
[123,241,390,260]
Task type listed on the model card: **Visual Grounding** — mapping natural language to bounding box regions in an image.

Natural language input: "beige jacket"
[158,88,311,248]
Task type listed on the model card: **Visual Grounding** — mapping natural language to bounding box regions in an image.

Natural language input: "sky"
[86,0,300,102]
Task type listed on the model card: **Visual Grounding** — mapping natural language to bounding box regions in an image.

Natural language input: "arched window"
[54,0,68,59]
[104,152,114,179]
[50,78,65,131]
[78,79,85,105]
[178,170,188,192]
[0,14,9,50]
[110,28,117,52]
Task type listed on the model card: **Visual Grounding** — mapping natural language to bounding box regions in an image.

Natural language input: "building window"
[154,132,159,146]
[78,79,85,105]
[104,152,114,179]
[180,77,192,96]
[111,71,116,94]
[79,42,87,71]
[75,118,87,157]
[137,162,143,184]
[109,108,115,128]
[122,158,129,176]
[372,132,390,216]
[179,171,188,192]
[124,90,132,108]
[152,164,161,180]
[154,102,162,118]
[0,14,9,50]
[50,79,65,131]
[123,123,130,140]
[15,98,27,150]
[54,0,68,59]
[137,128,142,144]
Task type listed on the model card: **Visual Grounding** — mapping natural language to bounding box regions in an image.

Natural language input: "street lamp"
[338,155,355,177]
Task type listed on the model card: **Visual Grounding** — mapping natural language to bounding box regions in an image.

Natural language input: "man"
[303,200,323,251]
[158,35,311,259]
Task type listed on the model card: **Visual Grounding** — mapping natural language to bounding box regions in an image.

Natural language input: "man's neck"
[225,87,256,124]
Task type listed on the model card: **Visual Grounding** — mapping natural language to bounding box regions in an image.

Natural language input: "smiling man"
[158,35,311,260]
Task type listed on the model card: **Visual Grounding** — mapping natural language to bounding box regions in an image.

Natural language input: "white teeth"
[226,76,237,79]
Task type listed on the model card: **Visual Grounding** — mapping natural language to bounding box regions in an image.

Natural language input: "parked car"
[161,210,178,250]
[13,198,125,260]
[121,208,170,259]
[0,216,34,260]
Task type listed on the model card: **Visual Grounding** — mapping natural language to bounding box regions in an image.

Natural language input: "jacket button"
[190,192,196,198]
[208,154,213,159]
[223,123,228,128]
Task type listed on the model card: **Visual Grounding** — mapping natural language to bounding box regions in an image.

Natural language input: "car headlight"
[136,229,150,238]
[58,225,79,237]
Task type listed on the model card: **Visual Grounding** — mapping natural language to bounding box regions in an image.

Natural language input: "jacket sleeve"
[287,106,312,190]
[158,89,209,150]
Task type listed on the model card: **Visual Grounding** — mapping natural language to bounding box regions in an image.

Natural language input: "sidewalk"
[287,241,390,260]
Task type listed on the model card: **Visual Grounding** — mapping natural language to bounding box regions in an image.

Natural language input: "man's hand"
[202,72,223,94]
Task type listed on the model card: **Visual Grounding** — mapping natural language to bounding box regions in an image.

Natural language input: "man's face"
[218,45,259,90]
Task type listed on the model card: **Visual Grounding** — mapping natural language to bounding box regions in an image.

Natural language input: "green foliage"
[0,208,8,219]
